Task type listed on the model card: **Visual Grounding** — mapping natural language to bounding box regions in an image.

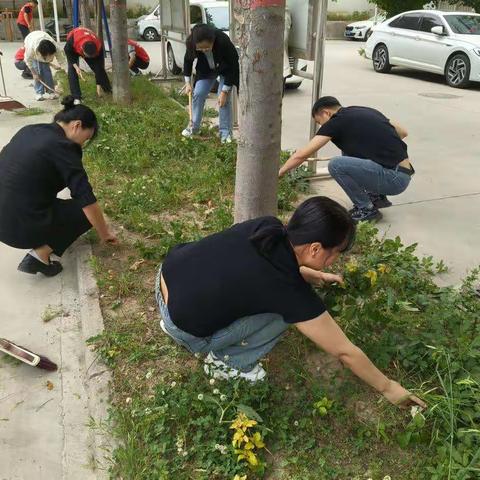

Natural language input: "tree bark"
[233,0,285,223]
[79,0,91,29]
[110,0,131,104]
[95,0,103,43]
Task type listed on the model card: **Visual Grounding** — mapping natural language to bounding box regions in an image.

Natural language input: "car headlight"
[473,48,480,57]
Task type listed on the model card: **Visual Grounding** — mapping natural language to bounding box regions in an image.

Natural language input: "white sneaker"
[221,135,232,144]
[181,127,196,138]
[35,94,44,101]
[44,93,58,100]
[204,352,266,382]
[73,99,81,105]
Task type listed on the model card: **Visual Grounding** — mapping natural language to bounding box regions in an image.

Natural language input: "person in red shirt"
[127,39,150,76]
[17,1,37,39]
[14,46,33,79]
[64,27,112,103]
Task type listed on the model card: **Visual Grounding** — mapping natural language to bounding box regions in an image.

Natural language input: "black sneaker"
[351,207,382,223]
[369,194,392,209]
[17,254,63,277]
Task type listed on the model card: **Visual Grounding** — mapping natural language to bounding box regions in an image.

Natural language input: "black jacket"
[184,28,239,89]
[0,123,96,248]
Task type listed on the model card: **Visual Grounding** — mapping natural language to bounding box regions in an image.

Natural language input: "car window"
[420,15,444,33]
[445,15,480,35]
[205,6,229,31]
[389,13,422,30]
[153,6,159,16]
[190,5,202,25]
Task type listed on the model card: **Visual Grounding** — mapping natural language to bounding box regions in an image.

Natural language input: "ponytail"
[54,96,99,139]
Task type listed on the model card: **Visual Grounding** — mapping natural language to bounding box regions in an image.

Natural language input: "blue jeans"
[32,60,54,95]
[192,76,232,139]
[155,266,289,372]
[328,156,412,209]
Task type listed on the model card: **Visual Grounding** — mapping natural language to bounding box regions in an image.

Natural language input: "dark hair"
[82,41,99,58]
[186,23,216,50]
[250,196,355,256]
[311,96,342,117]
[54,96,99,139]
[37,40,57,57]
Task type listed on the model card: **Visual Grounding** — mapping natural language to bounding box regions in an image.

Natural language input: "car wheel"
[445,53,471,89]
[285,82,302,90]
[372,44,391,73]
[167,44,182,75]
[143,27,159,42]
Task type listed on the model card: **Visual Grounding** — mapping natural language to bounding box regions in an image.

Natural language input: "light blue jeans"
[32,60,54,95]
[192,76,232,140]
[328,156,412,209]
[155,266,289,372]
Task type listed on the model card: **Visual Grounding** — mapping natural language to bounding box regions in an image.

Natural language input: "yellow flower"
[230,413,257,430]
[252,431,265,449]
[364,269,378,286]
[377,263,390,274]
[233,475,247,480]
[345,261,358,273]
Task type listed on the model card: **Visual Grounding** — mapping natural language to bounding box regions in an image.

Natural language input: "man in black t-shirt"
[279,96,414,222]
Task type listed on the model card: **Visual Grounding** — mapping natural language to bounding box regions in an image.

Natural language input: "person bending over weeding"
[279,96,414,223]
[182,23,239,144]
[64,27,112,103]
[14,46,33,79]
[16,1,37,39]
[24,30,64,101]
[155,196,426,412]
[0,96,117,277]
[128,39,150,76]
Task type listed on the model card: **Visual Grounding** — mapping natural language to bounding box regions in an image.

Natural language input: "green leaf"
[236,404,263,423]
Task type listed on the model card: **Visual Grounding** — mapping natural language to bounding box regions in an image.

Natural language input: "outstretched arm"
[279,135,331,177]
[296,312,426,408]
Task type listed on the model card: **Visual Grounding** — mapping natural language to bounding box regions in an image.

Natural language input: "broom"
[0,52,26,111]
[0,337,58,371]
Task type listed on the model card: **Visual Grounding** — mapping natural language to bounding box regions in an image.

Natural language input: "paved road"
[0,43,109,480]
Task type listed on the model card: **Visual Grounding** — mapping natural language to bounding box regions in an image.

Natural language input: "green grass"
[15,107,46,116]
[64,74,479,479]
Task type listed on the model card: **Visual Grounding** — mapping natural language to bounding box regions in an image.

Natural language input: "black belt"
[397,165,415,176]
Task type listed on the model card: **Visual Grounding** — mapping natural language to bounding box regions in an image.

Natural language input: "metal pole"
[37,0,45,31]
[52,0,60,42]
[101,0,112,54]
[73,0,79,27]
[229,0,238,128]
[160,28,167,79]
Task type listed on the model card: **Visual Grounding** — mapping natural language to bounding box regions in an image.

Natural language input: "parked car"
[344,14,386,41]
[136,5,161,41]
[365,10,480,88]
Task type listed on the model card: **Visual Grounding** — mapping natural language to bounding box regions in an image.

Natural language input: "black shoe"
[369,194,392,209]
[351,207,382,223]
[17,254,63,277]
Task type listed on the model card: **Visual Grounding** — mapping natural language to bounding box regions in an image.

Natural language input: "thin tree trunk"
[110,0,131,104]
[64,0,72,20]
[95,0,103,42]
[233,0,285,223]
[80,0,91,29]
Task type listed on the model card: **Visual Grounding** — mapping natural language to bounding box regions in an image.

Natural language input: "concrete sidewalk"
[0,43,110,479]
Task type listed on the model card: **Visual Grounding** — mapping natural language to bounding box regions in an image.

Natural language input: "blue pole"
[101,0,112,55]
[72,0,79,27]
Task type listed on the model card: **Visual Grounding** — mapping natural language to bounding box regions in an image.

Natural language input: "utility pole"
[233,0,286,223]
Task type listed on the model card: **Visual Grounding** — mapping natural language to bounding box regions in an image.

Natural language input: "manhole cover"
[418,92,461,99]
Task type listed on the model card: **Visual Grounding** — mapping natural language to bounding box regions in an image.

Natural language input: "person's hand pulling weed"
[382,380,426,409]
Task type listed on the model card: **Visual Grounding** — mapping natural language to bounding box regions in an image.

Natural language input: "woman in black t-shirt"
[0,96,117,277]
[156,196,425,410]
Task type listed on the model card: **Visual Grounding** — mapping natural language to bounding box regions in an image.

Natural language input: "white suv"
[365,10,480,88]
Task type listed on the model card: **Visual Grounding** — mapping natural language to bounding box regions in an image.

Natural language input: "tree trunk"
[95,0,103,42]
[63,0,72,20]
[233,0,285,223]
[110,0,131,104]
[79,0,91,29]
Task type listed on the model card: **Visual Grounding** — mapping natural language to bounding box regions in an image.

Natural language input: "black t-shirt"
[162,216,326,337]
[0,123,96,248]
[317,106,408,168]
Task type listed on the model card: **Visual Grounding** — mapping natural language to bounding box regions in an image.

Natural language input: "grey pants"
[155,266,289,372]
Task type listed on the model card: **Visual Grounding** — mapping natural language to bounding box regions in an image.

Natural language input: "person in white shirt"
[24,30,64,101]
